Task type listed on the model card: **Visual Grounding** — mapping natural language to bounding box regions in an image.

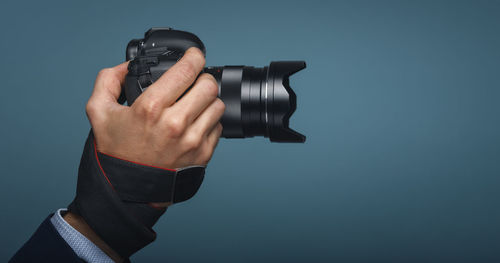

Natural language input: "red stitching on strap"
[96,150,177,172]
[93,140,115,190]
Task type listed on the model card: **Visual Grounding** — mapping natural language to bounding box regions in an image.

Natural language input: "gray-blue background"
[1,0,499,262]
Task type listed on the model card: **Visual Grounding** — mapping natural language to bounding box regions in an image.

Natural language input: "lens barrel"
[204,61,306,142]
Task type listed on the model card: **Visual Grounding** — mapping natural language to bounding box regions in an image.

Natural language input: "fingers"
[169,73,219,125]
[188,98,225,137]
[207,122,223,149]
[202,122,223,164]
[162,97,224,166]
[135,47,205,111]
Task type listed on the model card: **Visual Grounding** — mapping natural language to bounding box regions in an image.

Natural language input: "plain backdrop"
[1,0,499,262]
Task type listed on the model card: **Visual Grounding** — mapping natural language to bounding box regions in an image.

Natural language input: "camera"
[125,28,306,142]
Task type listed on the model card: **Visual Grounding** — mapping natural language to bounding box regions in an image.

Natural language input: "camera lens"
[203,61,306,142]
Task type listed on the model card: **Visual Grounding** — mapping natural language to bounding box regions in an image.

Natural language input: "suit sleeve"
[9,215,84,263]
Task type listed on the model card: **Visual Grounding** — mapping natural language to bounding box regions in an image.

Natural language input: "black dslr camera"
[125,28,306,142]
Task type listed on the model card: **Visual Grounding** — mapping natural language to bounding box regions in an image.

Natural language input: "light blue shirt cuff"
[50,208,114,263]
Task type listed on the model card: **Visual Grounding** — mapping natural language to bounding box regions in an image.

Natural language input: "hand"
[67,48,224,262]
[86,47,225,170]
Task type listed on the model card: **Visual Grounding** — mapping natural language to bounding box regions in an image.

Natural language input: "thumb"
[91,61,129,106]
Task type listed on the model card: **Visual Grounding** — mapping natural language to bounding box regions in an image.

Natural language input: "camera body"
[125,28,205,105]
[125,28,306,142]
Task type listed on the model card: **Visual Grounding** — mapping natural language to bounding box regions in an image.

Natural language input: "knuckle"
[184,133,202,151]
[85,100,99,117]
[135,100,162,120]
[164,116,187,137]
[167,125,184,138]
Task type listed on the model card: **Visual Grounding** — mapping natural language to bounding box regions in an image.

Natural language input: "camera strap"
[68,130,205,258]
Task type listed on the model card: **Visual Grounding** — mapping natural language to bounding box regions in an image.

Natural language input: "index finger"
[135,47,205,110]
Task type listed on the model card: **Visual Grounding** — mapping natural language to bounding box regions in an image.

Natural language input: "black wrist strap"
[68,131,205,258]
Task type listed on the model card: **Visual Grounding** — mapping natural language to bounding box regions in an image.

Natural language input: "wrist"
[69,131,205,258]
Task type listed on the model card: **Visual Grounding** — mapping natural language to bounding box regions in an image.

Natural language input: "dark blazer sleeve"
[9,214,84,263]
